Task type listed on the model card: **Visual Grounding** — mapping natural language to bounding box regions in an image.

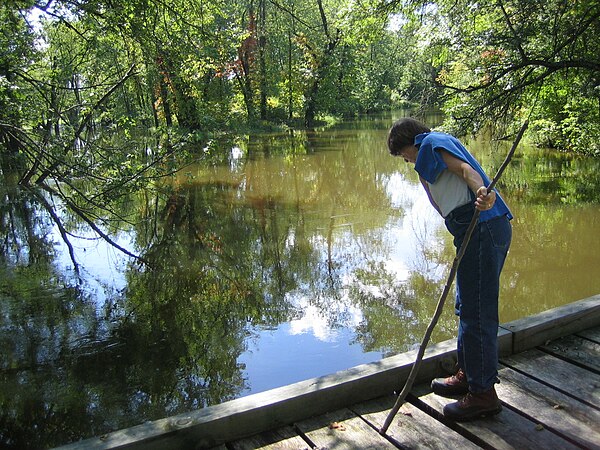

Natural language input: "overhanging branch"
[25,186,81,277]
[38,182,150,266]
[75,64,137,139]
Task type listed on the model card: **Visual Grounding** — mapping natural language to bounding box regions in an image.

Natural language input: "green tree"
[387,0,600,151]
[0,2,36,165]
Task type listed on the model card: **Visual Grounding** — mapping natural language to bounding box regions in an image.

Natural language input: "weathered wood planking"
[351,395,480,449]
[577,325,600,344]
[496,366,600,450]
[229,425,312,450]
[540,334,600,372]
[56,338,460,450]
[500,295,600,353]
[411,389,580,450]
[294,407,394,449]
[500,348,600,409]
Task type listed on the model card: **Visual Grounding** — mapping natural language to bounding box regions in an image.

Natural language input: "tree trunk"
[303,0,339,127]
[258,0,267,120]
[304,78,319,127]
[160,78,173,127]
[288,32,293,120]
[237,5,258,122]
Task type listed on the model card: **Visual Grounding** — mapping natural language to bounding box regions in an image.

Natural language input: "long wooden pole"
[380,120,529,434]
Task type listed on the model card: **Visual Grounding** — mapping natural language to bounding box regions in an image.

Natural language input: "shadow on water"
[2,116,600,447]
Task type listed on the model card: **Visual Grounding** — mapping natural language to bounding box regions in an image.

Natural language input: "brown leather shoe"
[431,368,469,397]
[443,387,502,421]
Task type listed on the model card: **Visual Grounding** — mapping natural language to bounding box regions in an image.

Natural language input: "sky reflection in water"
[5,116,600,447]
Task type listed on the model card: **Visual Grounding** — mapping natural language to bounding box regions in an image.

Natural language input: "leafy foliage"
[419,0,600,153]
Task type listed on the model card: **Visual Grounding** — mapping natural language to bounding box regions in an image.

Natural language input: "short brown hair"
[387,118,431,156]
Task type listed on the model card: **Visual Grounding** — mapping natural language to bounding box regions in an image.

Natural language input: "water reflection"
[1,116,600,448]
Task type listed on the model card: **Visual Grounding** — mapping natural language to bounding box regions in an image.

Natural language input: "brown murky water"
[168,116,600,396]
[2,114,600,447]
[183,120,600,326]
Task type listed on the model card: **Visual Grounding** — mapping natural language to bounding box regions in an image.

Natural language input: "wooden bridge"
[58,295,600,450]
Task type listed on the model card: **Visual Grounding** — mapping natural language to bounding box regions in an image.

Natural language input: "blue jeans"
[444,202,512,393]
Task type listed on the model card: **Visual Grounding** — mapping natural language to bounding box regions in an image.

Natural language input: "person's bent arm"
[440,150,496,211]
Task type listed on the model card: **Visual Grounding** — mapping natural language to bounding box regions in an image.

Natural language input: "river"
[1,113,600,448]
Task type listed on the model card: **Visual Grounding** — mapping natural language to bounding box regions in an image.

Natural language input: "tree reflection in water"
[2,119,600,448]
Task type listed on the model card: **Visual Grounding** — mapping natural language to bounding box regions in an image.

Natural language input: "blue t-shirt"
[414,132,512,222]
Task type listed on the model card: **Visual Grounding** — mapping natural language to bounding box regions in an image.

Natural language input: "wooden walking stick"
[380,120,529,435]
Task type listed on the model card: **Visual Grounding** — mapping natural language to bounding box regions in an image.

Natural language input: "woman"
[387,117,512,421]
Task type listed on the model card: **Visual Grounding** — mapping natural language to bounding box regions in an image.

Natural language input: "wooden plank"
[500,294,600,353]
[55,338,460,449]
[229,425,312,450]
[498,325,514,357]
[540,334,600,372]
[500,348,600,408]
[411,388,579,450]
[497,366,600,450]
[576,325,600,344]
[295,408,395,449]
[351,395,480,449]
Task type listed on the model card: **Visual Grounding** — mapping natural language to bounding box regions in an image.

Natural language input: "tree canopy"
[2,0,598,155]
[421,0,600,152]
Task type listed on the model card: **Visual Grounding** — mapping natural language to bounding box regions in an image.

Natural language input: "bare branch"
[75,64,137,139]
[380,120,529,435]
[268,0,319,31]
[38,182,150,266]
[316,0,330,39]
[26,186,81,277]
[496,0,527,60]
